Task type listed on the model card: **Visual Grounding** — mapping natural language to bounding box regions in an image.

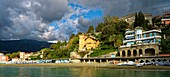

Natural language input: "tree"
[87,25,94,34]
[101,25,115,40]
[10,52,20,59]
[134,11,151,30]
[138,11,145,27]
[134,12,138,28]
[96,23,104,32]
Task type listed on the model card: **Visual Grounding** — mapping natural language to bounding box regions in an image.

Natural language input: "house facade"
[79,34,99,52]
[161,11,170,26]
[0,53,9,62]
[20,52,33,60]
[117,27,161,57]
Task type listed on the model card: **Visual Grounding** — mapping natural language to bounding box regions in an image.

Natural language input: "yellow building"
[20,52,33,60]
[79,34,99,52]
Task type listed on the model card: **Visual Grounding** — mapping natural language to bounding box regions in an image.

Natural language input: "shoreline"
[1,63,170,70]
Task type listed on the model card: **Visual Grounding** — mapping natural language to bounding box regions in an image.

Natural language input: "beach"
[1,63,170,70]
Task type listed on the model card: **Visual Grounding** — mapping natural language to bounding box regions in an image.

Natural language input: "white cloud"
[0,0,69,41]
[1,0,169,41]
[49,3,92,40]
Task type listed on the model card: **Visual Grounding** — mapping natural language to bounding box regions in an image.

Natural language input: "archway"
[127,50,131,57]
[163,59,167,62]
[139,49,142,56]
[140,60,144,63]
[122,50,126,57]
[145,48,155,56]
[133,49,137,57]
[145,60,150,63]
[116,52,120,57]
[157,59,161,62]
[151,59,155,62]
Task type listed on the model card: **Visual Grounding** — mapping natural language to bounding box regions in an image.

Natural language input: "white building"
[118,27,161,57]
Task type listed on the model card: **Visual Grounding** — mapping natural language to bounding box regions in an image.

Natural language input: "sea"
[0,66,170,77]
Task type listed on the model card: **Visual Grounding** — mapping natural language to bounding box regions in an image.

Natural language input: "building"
[161,11,170,26]
[120,13,152,26]
[117,27,161,57]
[79,34,100,52]
[0,53,9,62]
[20,52,33,60]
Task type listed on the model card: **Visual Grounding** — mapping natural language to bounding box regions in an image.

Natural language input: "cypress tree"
[134,12,138,28]
[134,11,146,29]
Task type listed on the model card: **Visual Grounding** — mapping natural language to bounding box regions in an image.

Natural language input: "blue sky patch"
[83,9,103,20]
[49,21,59,29]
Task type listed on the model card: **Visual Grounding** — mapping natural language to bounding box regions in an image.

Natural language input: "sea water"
[0,66,170,77]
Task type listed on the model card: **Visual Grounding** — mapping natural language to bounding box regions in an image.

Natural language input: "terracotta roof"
[159,53,170,56]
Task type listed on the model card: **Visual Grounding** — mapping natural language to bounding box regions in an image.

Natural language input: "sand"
[1,63,170,70]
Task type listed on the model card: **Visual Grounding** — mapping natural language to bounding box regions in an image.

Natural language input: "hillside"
[0,39,52,53]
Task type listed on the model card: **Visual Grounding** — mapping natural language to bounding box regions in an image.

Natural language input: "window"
[154,39,156,42]
[154,32,156,36]
[144,34,146,38]
[158,39,161,43]
[137,35,141,39]
[150,33,152,37]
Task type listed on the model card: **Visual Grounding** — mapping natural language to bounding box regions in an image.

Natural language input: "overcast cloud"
[0,0,169,41]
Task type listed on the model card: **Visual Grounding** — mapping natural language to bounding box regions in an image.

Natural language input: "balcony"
[161,18,170,21]
[143,30,161,34]
[119,45,131,48]
[136,36,161,41]
[123,39,135,43]
[125,34,134,38]
[123,35,161,43]
[125,30,134,34]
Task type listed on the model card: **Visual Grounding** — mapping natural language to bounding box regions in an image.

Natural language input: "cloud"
[0,0,170,41]
[0,0,69,41]
[77,16,90,32]
[128,0,170,15]
[71,0,170,16]
[70,0,131,17]
[49,2,103,40]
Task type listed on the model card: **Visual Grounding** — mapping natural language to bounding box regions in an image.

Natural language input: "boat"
[117,61,135,66]
[164,62,170,66]
[136,63,144,67]
[155,62,170,66]
[155,62,165,66]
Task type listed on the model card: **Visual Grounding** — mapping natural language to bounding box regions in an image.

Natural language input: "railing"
[125,34,134,38]
[120,42,160,48]
[123,35,161,43]
[143,30,161,34]
[136,36,161,41]
[123,39,135,43]
[125,30,134,34]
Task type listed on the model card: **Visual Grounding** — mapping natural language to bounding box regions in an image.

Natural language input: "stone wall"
[118,44,160,57]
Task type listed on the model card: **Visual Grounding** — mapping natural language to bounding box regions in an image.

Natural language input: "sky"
[0,0,170,42]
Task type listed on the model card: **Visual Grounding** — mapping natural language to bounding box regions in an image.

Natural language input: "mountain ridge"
[0,39,52,53]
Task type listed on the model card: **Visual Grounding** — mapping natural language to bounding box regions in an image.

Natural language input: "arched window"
[145,48,155,56]
[127,50,131,57]
[122,50,126,57]
[133,50,137,57]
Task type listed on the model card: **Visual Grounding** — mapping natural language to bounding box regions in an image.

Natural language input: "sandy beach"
[1,63,170,70]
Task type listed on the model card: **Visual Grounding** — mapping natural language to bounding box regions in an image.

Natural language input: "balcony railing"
[136,36,161,41]
[123,39,135,43]
[142,30,161,34]
[123,35,161,43]
[125,30,134,34]
[125,34,134,38]
[120,42,160,48]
